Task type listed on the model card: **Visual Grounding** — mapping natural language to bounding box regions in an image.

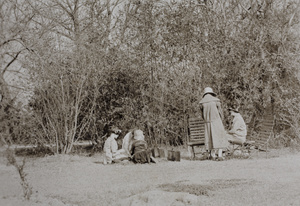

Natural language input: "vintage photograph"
[1,0,300,205]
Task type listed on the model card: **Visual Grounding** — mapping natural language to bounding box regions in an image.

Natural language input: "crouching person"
[130,129,156,164]
[103,127,127,164]
[226,106,247,152]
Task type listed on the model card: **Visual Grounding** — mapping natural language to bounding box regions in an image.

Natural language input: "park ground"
[0,147,300,206]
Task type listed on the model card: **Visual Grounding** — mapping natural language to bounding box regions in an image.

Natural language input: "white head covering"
[203,87,216,97]
[133,129,145,141]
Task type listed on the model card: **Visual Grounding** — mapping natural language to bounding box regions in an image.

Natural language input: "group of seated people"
[103,106,248,164]
[103,127,156,165]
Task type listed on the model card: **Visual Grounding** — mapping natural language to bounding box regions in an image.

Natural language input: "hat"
[110,126,122,135]
[203,87,216,97]
[228,107,239,113]
[133,129,144,140]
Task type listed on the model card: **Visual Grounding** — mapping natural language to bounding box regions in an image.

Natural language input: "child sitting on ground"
[103,127,127,164]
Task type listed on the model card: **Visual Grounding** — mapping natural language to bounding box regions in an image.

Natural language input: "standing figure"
[199,87,228,160]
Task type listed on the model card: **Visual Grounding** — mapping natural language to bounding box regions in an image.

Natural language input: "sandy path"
[0,149,300,206]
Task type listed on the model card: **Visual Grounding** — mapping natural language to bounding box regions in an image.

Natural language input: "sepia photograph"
[1,0,300,205]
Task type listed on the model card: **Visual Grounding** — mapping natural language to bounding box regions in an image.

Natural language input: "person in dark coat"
[130,130,156,164]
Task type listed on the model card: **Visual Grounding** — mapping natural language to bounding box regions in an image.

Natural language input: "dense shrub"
[1,0,300,152]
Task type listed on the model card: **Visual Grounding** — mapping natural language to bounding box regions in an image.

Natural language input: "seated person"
[112,128,138,159]
[119,129,136,157]
[103,126,127,164]
[130,129,156,164]
[226,106,247,145]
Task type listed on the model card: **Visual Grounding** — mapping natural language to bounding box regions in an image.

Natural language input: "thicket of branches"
[1,0,300,153]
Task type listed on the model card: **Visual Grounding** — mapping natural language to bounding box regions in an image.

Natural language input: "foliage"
[1,0,300,153]
[0,89,29,146]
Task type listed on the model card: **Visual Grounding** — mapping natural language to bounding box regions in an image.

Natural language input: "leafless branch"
[2,50,24,75]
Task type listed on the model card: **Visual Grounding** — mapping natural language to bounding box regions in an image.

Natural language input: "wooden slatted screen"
[188,117,205,145]
[255,114,274,150]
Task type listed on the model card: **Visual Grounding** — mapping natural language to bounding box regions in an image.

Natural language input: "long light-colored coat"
[200,94,228,150]
[122,132,133,156]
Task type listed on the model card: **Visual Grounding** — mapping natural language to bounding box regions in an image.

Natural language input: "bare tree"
[0,0,37,145]
[25,0,123,153]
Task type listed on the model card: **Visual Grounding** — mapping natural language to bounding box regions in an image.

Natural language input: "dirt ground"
[0,148,300,206]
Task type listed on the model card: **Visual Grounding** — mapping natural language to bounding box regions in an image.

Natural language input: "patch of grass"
[208,178,256,190]
[15,146,54,157]
[159,179,257,197]
[226,153,251,160]
[159,183,213,196]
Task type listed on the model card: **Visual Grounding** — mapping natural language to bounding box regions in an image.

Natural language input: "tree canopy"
[1,0,300,153]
